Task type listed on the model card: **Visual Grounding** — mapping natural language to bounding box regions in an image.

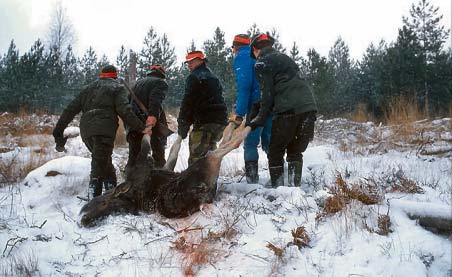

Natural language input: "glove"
[301,112,317,142]
[249,101,261,121]
[178,125,189,139]
[54,136,67,152]
[146,116,157,127]
[246,115,266,131]
[229,115,243,128]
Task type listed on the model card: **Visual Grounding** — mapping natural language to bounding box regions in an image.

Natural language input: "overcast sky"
[0,0,450,64]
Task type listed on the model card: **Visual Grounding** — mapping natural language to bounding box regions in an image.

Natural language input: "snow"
[0,117,451,276]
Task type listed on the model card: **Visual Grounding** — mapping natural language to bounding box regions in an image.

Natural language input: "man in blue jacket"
[231,34,272,184]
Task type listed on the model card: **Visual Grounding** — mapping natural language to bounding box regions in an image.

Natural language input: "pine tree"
[45,44,65,111]
[269,28,286,54]
[63,45,82,88]
[402,0,449,116]
[289,41,303,68]
[305,48,333,116]
[138,27,159,77]
[97,54,110,71]
[328,37,356,115]
[115,45,129,81]
[80,46,98,84]
[19,40,47,110]
[356,40,388,118]
[0,40,20,111]
[187,40,197,53]
[202,27,235,106]
[138,27,178,79]
[247,23,261,39]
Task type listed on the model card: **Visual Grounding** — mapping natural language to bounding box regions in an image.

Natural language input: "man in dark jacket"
[53,65,151,199]
[126,64,169,172]
[247,33,318,188]
[177,50,228,165]
[231,34,272,184]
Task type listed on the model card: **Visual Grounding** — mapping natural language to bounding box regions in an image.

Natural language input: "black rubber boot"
[103,168,117,192]
[88,178,102,199]
[245,160,259,184]
[269,166,284,188]
[288,161,303,187]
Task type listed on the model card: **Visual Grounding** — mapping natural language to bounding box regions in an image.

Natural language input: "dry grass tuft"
[377,214,392,236]
[0,149,51,185]
[291,226,311,249]
[266,242,284,258]
[0,109,56,137]
[384,95,425,126]
[171,235,223,277]
[351,103,374,123]
[389,175,424,194]
[317,174,383,220]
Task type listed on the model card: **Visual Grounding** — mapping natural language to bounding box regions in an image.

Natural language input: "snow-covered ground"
[0,116,451,276]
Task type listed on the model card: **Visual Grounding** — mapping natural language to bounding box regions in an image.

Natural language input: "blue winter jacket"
[233,45,262,117]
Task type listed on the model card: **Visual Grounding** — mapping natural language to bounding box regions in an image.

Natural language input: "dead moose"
[80,124,250,227]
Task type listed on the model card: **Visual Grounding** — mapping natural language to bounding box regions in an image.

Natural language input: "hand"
[229,115,243,128]
[145,116,157,127]
[178,125,189,139]
[143,126,153,136]
[249,101,261,121]
[55,145,66,152]
[246,115,265,131]
[54,136,67,152]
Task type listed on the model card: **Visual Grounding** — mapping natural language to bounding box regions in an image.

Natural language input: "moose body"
[80,125,249,227]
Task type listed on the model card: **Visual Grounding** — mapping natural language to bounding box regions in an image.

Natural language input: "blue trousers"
[244,115,272,161]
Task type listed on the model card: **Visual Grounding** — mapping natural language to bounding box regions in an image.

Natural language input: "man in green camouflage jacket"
[53,65,151,199]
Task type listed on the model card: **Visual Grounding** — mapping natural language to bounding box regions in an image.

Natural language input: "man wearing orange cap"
[247,33,318,188]
[125,64,169,173]
[177,51,228,165]
[53,65,151,199]
[231,34,272,184]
